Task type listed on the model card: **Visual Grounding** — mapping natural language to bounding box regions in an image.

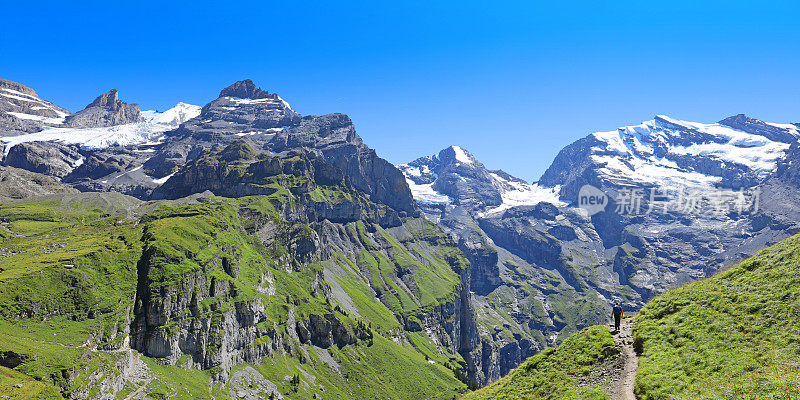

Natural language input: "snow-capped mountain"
[398,146,562,219]
[541,114,800,202]
[397,114,800,383]
[1,102,201,156]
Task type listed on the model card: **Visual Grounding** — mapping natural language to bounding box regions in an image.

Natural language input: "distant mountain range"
[0,77,799,397]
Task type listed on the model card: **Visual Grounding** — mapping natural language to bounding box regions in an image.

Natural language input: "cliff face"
[4,141,83,177]
[0,191,474,398]
[127,198,472,380]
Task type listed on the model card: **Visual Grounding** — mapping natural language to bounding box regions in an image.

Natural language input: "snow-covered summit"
[141,102,202,126]
[547,114,799,192]
[399,145,562,215]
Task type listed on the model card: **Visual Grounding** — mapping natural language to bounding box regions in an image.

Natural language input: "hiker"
[612,302,623,331]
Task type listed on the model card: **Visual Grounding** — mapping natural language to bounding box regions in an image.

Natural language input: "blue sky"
[2,0,798,182]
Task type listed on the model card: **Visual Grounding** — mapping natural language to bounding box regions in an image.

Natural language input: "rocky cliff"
[0,78,70,135]
[64,89,141,128]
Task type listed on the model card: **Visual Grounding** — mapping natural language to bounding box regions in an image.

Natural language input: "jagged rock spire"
[86,89,125,111]
[64,88,140,128]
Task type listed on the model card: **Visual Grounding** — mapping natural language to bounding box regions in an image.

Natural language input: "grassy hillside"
[633,234,800,399]
[0,193,469,399]
[461,325,618,400]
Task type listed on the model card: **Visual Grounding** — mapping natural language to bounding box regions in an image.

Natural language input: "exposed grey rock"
[269,114,418,216]
[0,78,70,135]
[64,89,141,128]
[150,140,403,226]
[719,113,799,144]
[64,153,133,181]
[756,141,800,232]
[145,81,417,217]
[0,166,79,201]
[219,79,273,99]
[4,141,83,178]
[0,112,44,135]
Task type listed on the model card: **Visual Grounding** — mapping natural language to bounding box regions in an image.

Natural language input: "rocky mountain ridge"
[398,113,800,384]
[0,79,476,398]
[0,78,70,136]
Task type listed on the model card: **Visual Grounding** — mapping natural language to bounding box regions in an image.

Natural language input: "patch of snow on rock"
[482,172,564,216]
[452,145,473,164]
[152,172,176,185]
[406,180,452,206]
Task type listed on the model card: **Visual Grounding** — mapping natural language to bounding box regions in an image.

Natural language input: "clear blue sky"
[2,1,798,182]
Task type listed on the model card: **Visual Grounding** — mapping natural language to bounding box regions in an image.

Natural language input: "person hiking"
[612,302,623,332]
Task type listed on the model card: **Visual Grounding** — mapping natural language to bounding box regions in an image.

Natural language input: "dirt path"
[610,317,638,400]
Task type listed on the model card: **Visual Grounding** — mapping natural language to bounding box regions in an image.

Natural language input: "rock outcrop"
[4,141,83,178]
[151,140,404,227]
[64,89,141,128]
[0,78,70,135]
[145,81,417,217]
[0,166,79,201]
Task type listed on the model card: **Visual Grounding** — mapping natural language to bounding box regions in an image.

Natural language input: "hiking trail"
[611,317,638,400]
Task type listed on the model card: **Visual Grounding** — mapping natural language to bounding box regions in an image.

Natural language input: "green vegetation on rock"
[462,325,618,400]
[0,191,470,399]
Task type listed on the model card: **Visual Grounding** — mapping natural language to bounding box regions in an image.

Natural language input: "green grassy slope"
[0,192,468,399]
[461,325,618,400]
[633,234,800,399]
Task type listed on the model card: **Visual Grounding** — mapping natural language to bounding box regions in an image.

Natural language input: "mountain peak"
[440,145,476,165]
[86,89,126,111]
[66,89,140,128]
[219,79,274,100]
